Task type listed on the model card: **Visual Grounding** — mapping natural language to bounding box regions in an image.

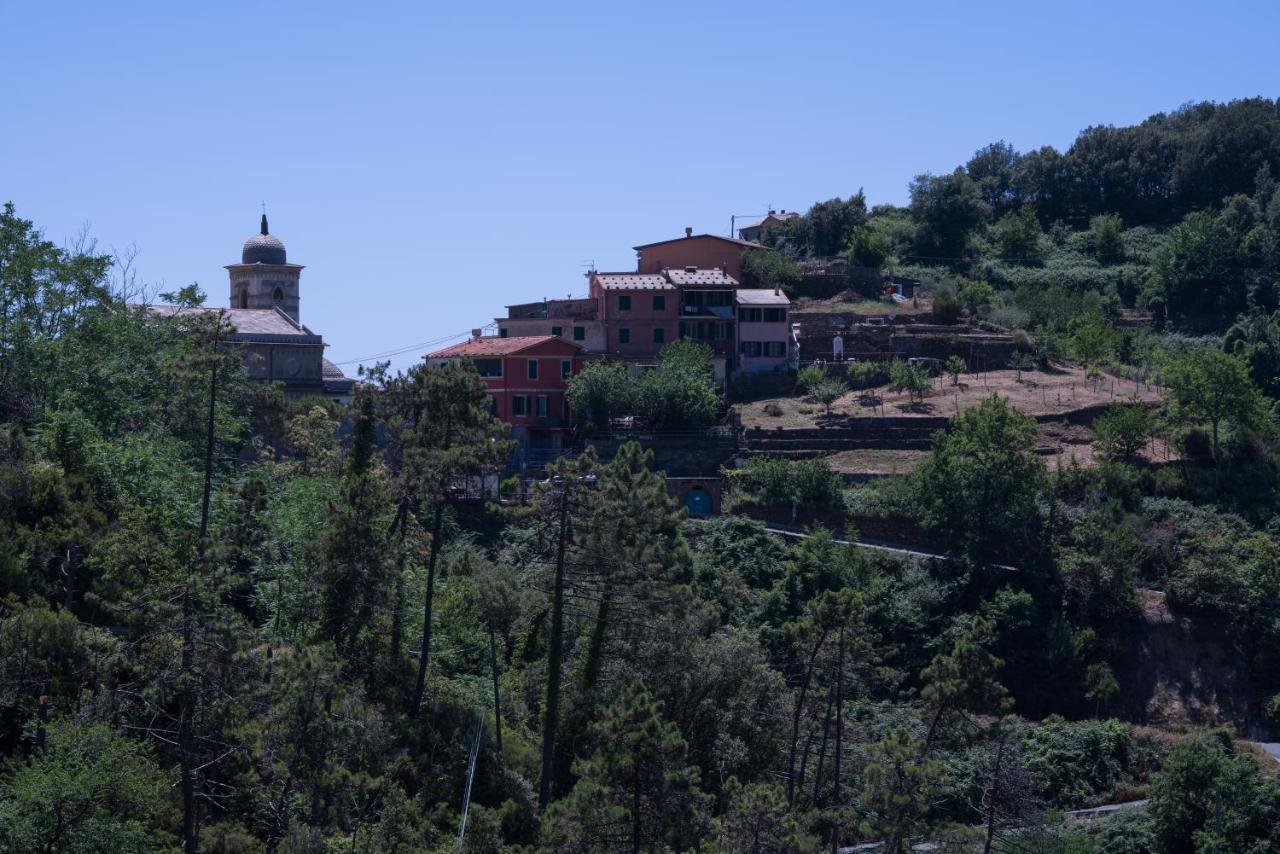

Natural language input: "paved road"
[1253,742,1280,765]
[759,522,1018,572]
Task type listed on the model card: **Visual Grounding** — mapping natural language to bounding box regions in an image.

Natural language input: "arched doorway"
[684,487,712,516]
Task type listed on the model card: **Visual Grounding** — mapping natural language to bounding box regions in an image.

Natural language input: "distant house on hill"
[737,209,799,243]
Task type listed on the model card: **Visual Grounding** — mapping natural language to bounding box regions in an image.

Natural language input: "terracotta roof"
[739,212,800,230]
[665,268,738,286]
[632,233,763,250]
[592,273,675,291]
[426,335,581,359]
[736,289,791,306]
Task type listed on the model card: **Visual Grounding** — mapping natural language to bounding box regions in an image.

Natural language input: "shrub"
[811,379,849,415]
[847,360,887,389]
[763,402,783,417]
[888,359,931,402]
[567,360,632,431]
[932,289,963,324]
[734,455,845,511]
[1091,405,1152,461]
[796,364,827,395]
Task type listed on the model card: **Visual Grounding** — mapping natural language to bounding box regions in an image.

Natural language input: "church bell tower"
[225,213,304,322]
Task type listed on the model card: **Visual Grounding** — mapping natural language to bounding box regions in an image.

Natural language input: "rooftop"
[736,289,791,306]
[632,233,763,250]
[426,334,581,359]
[665,267,738,287]
[144,305,315,336]
[592,272,675,291]
[739,210,800,230]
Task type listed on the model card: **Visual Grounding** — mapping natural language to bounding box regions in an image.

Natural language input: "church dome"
[242,214,287,264]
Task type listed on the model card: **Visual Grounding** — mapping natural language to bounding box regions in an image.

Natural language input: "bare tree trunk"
[389,502,408,662]
[830,623,845,854]
[410,502,445,718]
[538,487,570,812]
[787,629,829,808]
[182,342,219,854]
[489,625,503,757]
[810,682,836,806]
[983,732,1007,854]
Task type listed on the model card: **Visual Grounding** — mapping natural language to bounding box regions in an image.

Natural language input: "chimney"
[774,287,780,296]
[471,328,482,340]
[684,226,693,238]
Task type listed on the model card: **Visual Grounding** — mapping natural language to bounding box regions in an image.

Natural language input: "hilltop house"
[736,209,799,242]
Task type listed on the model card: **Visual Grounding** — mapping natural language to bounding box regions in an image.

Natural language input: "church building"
[149,215,354,402]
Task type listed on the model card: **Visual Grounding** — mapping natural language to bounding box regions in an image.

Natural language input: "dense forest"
[4,97,1280,854]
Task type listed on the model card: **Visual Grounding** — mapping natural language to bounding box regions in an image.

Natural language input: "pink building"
[588,272,679,358]
[735,289,793,373]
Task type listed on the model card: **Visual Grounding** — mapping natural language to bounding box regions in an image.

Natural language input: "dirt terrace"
[738,365,1163,431]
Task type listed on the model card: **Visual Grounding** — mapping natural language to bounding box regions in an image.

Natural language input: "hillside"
[3,98,1280,853]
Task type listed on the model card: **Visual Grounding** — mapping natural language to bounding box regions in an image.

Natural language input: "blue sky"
[4,1,1278,372]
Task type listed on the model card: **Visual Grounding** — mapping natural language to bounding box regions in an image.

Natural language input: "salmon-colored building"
[425,335,582,454]
[589,271,680,358]
[633,229,762,282]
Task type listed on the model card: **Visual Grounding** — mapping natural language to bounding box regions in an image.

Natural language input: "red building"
[633,229,762,282]
[425,335,582,454]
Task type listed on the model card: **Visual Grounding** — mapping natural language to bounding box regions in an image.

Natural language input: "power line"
[331,323,496,367]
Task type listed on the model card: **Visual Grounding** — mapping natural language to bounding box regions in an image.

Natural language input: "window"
[652,295,665,311]
[551,326,563,337]
[573,326,585,341]
[741,341,762,357]
[561,359,572,379]
[619,328,630,344]
[653,327,665,344]
[528,359,539,380]
[618,295,631,311]
[272,287,284,302]
[536,395,549,417]
[498,328,509,338]
[764,307,786,323]
[739,307,763,323]
[512,395,529,416]
[474,358,502,378]
[765,341,786,357]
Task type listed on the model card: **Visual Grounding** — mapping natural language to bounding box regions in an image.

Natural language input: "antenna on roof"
[582,259,596,274]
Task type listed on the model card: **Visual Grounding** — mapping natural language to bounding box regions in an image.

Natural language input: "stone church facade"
[148,215,353,402]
